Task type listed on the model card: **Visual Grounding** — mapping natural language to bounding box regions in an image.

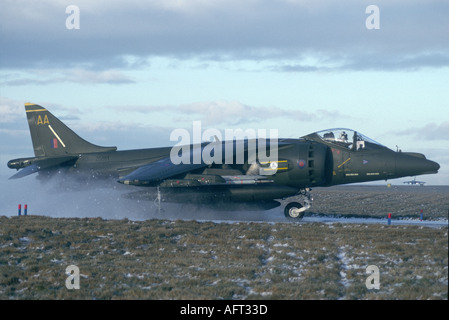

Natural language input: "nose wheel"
[282,188,312,220]
[284,202,305,219]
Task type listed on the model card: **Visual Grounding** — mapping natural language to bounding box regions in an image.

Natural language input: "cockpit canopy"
[307,128,386,151]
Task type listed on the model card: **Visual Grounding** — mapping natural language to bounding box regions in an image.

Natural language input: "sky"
[1,0,448,185]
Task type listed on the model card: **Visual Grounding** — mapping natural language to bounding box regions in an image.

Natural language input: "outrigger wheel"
[284,202,305,219]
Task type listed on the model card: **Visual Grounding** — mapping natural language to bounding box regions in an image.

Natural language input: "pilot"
[339,131,348,141]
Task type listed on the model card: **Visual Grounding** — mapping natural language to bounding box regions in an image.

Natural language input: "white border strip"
[48,125,66,148]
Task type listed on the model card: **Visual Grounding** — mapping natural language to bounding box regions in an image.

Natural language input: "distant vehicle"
[403,177,426,186]
[7,103,440,219]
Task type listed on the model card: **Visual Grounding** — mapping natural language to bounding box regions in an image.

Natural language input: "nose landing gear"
[282,188,313,220]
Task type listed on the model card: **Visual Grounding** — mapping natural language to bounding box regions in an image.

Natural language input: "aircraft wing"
[118,156,208,186]
[119,157,280,185]
[118,140,291,187]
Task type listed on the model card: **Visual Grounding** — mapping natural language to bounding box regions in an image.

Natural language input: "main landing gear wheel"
[284,202,305,219]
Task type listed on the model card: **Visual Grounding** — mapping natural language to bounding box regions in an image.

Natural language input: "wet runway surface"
[1,175,448,228]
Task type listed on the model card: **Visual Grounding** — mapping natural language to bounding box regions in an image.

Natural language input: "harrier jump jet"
[403,177,426,186]
[8,103,440,219]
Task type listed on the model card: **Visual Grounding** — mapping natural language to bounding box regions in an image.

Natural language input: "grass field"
[0,215,447,300]
[311,185,449,219]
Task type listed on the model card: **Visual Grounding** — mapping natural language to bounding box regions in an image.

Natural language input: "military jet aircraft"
[403,177,426,186]
[8,103,440,219]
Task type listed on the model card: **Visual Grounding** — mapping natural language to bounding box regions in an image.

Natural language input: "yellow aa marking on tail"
[37,114,49,125]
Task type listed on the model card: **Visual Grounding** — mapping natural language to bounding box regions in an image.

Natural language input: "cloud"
[177,101,300,125]
[0,97,25,123]
[395,122,449,141]
[1,0,448,72]
[110,100,348,127]
[65,120,176,149]
[1,69,135,86]
[271,52,449,73]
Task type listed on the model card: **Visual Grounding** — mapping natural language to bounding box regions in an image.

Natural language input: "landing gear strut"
[282,188,313,220]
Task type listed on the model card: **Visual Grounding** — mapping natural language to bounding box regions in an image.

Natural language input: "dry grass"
[311,185,449,219]
[0,215,447,300]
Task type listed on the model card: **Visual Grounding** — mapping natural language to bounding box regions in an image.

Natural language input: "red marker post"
[387,212,392,225]
[420,209,423,221]
[18,204,21,216]
[24,204,28,216]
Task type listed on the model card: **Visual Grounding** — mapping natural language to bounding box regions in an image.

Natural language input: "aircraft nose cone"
[430,160,440,173]
[396,153,440,177]
[421,158,440,174]
[417,158,440,175]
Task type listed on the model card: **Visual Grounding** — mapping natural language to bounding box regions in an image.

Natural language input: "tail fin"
[25,103,117,157]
